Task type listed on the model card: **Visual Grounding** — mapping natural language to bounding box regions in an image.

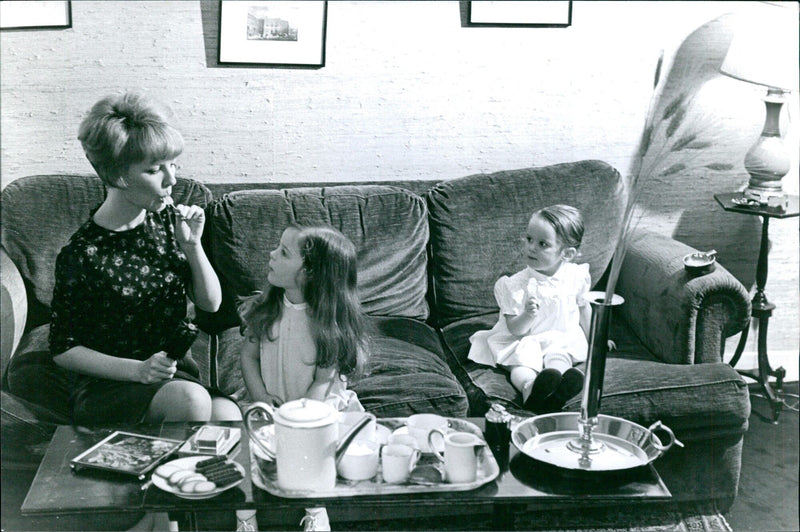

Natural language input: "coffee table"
[21,419,671,530]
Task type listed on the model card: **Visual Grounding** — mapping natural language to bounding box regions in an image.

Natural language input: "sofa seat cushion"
[440,315,750,439]
[202,186,430,333]
[426,160,626,327]
[563,359,750,438]
[214,317,468,418]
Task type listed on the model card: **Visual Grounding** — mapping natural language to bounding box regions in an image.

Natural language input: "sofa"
[1,160,751,511]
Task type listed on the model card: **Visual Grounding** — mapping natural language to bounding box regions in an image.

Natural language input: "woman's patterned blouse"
[49,208,190,361]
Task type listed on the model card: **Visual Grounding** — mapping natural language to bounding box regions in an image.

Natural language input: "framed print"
[469,1,572,28]
[0,1,71,30]
[218,1,327,67]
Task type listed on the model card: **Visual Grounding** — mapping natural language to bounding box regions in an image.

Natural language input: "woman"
[31,91,241,424]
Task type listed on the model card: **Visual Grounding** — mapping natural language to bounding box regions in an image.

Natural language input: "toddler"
[468,205,591,413]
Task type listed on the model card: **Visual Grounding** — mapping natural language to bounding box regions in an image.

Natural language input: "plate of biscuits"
[151,455,245,499]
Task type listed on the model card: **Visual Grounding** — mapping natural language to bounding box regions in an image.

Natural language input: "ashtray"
[683,250,716,276]
[731,197,760,207]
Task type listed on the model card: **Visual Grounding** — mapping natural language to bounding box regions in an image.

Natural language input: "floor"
[2,382,798,531]
[723,381,799,532]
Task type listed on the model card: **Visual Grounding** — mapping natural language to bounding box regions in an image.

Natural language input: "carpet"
[329,502,732,531]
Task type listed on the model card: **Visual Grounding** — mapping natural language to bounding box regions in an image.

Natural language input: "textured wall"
[1,1,797,358]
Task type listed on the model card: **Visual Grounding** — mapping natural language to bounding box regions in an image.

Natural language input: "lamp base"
[741,89,790,209]
[743,186,789,209]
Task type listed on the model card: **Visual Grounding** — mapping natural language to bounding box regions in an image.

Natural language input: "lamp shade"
[720,4,799,91]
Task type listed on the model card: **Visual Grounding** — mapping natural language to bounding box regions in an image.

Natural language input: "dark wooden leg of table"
[492,503,522,530]
[734,216,785,423]
[169,511,198,531]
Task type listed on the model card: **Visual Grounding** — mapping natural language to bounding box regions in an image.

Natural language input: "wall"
[2,1,798,363]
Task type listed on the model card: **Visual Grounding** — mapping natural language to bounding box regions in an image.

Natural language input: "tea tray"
[250,417,500,499]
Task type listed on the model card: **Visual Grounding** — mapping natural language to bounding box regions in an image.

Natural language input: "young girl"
[238,224,370,532]
[468,204,591,414]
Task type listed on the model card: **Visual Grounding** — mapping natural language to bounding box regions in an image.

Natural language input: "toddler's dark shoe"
[523,368,562,414]
[542,367,585,414]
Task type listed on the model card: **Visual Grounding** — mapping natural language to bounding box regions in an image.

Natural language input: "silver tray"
[251,418,499,498]
[511,412,681,473]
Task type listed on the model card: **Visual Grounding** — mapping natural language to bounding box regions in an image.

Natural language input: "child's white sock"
[301,507,330,531]
[236,509,258,531]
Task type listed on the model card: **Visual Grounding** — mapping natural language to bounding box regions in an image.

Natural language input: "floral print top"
[49,207,190,362]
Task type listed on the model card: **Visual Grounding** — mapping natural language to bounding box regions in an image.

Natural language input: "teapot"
[243,398,375,492]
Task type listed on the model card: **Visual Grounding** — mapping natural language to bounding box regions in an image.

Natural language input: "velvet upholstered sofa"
[1,160,751,511]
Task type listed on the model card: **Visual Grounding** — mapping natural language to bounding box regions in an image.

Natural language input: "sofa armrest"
[1,246,28,378]
[614,229,750,364]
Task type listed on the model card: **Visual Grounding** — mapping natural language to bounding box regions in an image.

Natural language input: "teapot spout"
[334,413,376,465]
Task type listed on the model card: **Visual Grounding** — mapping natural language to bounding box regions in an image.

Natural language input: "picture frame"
[468,1,572,28]
[0,1,72,30]
[218,1,327,68]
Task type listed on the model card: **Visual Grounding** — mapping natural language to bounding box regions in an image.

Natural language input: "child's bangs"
[125,122,184,165]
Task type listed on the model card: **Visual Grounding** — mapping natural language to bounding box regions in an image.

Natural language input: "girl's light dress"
[258,296,362,411]
[468,263,591,371]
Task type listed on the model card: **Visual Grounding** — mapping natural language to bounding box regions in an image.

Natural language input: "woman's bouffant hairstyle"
[77,91,184,187]
[237,225,370,379]
[531,204,585,249]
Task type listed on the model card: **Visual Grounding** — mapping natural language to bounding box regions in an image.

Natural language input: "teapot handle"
[243,401,277,461]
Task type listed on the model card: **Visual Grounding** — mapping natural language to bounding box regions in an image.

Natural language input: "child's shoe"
[523,368,562,414]
[300,507,330,531]
[542,367,585,413]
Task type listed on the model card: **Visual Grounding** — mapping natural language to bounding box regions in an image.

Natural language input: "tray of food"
[250,417,499,498]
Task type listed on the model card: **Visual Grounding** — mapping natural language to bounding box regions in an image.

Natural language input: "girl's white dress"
[257,296,363,411]
[468,263,591,370]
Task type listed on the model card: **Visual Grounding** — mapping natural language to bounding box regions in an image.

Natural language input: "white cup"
[338,411,377,442]
[406,414,448,453]
[336,439,380,481]
[381,443,421,484]
[387,433,418,449]
[428,430,482,484]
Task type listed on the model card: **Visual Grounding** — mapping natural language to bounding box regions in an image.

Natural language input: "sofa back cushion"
[426,160,626,327]
[201,185,429,332]
[0,175,212,331]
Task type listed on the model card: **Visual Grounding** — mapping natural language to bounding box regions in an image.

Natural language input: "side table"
[714,192,799,423]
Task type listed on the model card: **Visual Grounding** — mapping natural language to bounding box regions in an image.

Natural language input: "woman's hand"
[137,352,177,384]
[173,204,206,248]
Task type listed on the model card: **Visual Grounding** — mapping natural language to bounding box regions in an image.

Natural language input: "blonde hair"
[78,91,184,187]
[531,204,584,249]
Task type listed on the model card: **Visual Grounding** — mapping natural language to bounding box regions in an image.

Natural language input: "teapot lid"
[276,398,337,427]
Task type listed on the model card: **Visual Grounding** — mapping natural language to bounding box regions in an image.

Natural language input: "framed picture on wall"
[218,1,327,67]
[468,1,572,28]
[0,1,72,30]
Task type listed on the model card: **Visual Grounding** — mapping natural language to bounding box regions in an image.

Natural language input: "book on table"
[70,431,184,480]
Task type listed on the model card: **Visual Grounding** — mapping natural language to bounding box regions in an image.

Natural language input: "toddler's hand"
[137,352,177,384]
[524,296,540,316]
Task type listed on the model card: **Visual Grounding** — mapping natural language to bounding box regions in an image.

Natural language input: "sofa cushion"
[215,317,468,418]
[201,186,429,332]
[0,175,213,331]
[426,160,626,327]
[440,315,750,438]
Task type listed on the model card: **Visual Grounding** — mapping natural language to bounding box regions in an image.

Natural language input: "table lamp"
[719,4,799,207]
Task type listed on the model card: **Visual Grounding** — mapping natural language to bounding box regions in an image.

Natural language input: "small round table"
[714,192,799,423]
